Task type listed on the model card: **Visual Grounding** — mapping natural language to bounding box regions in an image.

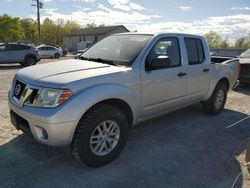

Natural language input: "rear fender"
[202,70,231,101]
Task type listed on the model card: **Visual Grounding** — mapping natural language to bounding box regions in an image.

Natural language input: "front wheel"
[23,56,36,66]
[202,82,228,115]
[71,104,129,167]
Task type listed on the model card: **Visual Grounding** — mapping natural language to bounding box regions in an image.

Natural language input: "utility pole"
[32,0,43,43]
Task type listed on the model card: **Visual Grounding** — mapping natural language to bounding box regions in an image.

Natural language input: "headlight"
[34,88,73,108]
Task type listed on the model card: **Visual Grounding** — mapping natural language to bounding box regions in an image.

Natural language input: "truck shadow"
[0,105,249,188]
[0,64,23,70]
[235,85,250,96]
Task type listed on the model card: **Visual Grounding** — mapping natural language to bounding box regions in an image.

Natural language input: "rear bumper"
[239,75,250,84]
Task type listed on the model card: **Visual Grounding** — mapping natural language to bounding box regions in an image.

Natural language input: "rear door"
[8,44,30,62]
[47,47,56,57]
[141,37,187,117]
[184,38,211,100]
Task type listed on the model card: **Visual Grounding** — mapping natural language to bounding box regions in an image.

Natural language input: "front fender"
[74,84,139,124]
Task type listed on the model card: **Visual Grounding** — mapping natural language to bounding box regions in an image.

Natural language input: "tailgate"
[221,58,240,79]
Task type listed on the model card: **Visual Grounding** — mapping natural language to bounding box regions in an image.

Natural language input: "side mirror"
[147,56,171,71]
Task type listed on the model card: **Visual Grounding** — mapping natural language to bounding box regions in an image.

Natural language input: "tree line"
[0,14,249,49]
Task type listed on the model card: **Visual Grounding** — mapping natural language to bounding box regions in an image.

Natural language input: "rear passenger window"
[8,44,30,51]
[184,38,205,65]
[48,47,55,50]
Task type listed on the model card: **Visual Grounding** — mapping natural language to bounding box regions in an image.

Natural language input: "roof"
[66,25,129,36]
[0,42,33,46]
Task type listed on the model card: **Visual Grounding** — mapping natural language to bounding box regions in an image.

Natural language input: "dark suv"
[0,43,41,66]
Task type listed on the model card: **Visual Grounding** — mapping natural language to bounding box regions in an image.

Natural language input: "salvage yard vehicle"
[8,33,239,167]
[0,42,41,66]
[238,49,250,85]
[37,44,63,59]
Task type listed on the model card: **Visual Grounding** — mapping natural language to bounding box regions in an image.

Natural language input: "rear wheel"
[54,53,60,59]
[202,82,227,115]
[22,56,36,66]
[71,104,129,167]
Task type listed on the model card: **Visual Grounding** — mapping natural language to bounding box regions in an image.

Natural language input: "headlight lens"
[35,88,73,108]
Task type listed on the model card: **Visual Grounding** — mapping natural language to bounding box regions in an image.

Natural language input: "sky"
[0,0,250,43]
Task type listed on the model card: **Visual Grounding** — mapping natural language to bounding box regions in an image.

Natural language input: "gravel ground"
[0,57,250,188]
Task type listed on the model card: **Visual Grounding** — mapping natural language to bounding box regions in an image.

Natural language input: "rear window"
[184,38,205,65]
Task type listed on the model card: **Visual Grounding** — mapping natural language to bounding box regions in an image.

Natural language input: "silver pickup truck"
[8,33,239,167]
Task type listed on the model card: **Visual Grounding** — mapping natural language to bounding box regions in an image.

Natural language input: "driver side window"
[146,37,181,70]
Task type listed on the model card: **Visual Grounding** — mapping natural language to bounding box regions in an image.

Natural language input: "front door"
[141,37,187,117]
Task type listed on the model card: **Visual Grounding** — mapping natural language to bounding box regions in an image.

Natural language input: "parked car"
[0,42,40,66]
[74,49,88,59]
[49,44,68,56]
[37,45,63,58]
[8,33,239,167]
[238,49,250,85]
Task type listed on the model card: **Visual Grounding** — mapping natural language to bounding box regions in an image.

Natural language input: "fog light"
[35,126,48,140]
[41,128,48,140]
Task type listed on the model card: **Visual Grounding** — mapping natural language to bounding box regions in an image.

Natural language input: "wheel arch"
[202,76,230,101]
[83,98,134,128]
[218,77,230,91]
[24,53,37,61]
[73,84,138,129]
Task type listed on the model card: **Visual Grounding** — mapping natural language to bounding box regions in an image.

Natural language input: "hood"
[16,59,129,88]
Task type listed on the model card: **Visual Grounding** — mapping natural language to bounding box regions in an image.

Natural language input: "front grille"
[12,79,40,107]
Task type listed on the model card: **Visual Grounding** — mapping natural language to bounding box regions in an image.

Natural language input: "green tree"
[20,18,37,44]
[204,31,229,49]
[234,33,250,49]
[86,22,98,28]
[0,14,25,42]
[41,18,57,44]
[40,18,80,46]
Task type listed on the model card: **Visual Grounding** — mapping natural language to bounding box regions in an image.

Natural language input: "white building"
[64,25,129,52]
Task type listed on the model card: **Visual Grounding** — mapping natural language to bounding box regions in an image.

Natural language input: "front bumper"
[8,91,85,146]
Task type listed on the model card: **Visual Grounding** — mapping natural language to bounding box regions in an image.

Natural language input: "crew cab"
[8,33,239,167]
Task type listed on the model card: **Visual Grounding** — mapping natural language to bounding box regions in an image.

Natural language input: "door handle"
[177,72,187,77]
[203,68,210,72]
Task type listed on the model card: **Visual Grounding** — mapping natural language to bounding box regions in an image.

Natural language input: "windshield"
[80,34,153,67]
[240,49,250,58]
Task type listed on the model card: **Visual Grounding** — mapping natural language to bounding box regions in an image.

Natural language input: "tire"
[54,53,60,59]
[23,56,36,66]
[71,104,129,167]
[202,82,227,115]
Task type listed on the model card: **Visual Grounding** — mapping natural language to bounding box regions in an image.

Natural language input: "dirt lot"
[0,57,250,188]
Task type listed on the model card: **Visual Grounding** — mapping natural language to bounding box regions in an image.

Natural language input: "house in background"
[64,25,129,52]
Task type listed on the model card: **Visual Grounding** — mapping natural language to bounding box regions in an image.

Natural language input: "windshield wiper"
[80,57,117,66]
